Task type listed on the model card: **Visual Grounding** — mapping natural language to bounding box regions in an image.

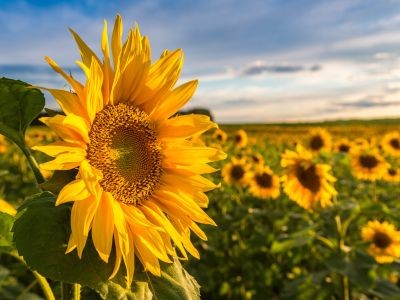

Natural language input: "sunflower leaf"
[97,259,200,300]
[0,212,15,253]
[12,192,115,288]
[0,77,45,149]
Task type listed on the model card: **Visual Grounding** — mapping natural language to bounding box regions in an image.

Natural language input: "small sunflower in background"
[281,145,337,211]
[351,148,388,181]
[233,129,248,148]
[381,131,400,157]
[213,128,227,144]
[383,167,400,183]
[249,151,265,166]
[0,135,8,154]
[307,128,332,153]
[352,137,371,150]
[222,157,250,186]
[335,138,351,153]
[33,15,226,285]
[361,220,400,264]
[248,166,280,199]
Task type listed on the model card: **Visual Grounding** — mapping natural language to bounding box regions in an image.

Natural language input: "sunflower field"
[1,14,400,300]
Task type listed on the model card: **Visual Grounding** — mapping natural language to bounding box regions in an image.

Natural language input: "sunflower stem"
[7,252,55,300]
[73,283,81,300]
[335,215,350,300]
[20,145,45,185]
[32,271,55,300]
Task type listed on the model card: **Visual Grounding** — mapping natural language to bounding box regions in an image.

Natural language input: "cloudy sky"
[1,0,400,123]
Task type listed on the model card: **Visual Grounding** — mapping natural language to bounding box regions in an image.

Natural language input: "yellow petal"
[40,152,85,170]
[111,14,123,70]
[56,179,91,205]
[157,114,217,140]
[45,56,84,97]
[86,58,104,122]
[32,141,85,157]
[71,195,99,258]
[0,198,16,216]
[163,146,226,165]
[150,79,197,121]
[69,28,101,68]
[92,192,114,262]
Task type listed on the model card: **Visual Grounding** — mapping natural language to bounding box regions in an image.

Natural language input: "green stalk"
[32,271,55,300]
[20,146,45,185]
[335,215,350,300]
[8,252,55,300]
[73,283,81,300]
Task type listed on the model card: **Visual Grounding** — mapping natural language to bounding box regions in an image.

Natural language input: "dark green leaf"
[40,170,78,194]
[0,77,45,149]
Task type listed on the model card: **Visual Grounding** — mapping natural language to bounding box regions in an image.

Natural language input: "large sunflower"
[351,148,388,181]
[361,220,400,264]
[381,131,400,157]
[248,166,280,199]
[33,16,226,285]
[307,128,332,153]
[281,145,337,211]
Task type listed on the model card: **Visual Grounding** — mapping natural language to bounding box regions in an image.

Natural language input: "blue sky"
[1,0,400,123]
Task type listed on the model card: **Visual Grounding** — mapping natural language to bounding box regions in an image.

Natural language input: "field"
[1,120,400,299]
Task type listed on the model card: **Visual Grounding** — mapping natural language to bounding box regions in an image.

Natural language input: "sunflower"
[248,152,264,166]
[33,15,226,286]
[281,145,337,211]
[248,166,280,199]
[335,138,351,153]
[307,128,332,153]
[212,128,227,144]
[351,148,388,181]
[383,167,400,183]
[352,137,371,150]
[381,131,400,157]
[233,129,248,148]
[361,220,400,264]
[222,157,249,186]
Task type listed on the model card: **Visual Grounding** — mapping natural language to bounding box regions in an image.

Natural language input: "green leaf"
[0,78,45,149]
[13,192,114,289]
[13,192,200,299]
[98,259,200,300]
[0,212,15,253]
[270,235,313,254]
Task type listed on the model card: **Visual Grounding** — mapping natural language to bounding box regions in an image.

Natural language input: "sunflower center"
[359,155,378,169]
[388,168,397,176]
[231,165,245,181]
[310,135,323,151]
[216,134,223,141]
[373,231,392,249]
[235,135,242,143]
[255,172,272,188]
[339,144,350,153]
[87,103,162,205]
[296,164,320,193]
[390,138,400,149]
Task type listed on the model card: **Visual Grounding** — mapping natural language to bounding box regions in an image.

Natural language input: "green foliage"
[0,212,14,254]
[13,192,200,299]
[0,78,45,149]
